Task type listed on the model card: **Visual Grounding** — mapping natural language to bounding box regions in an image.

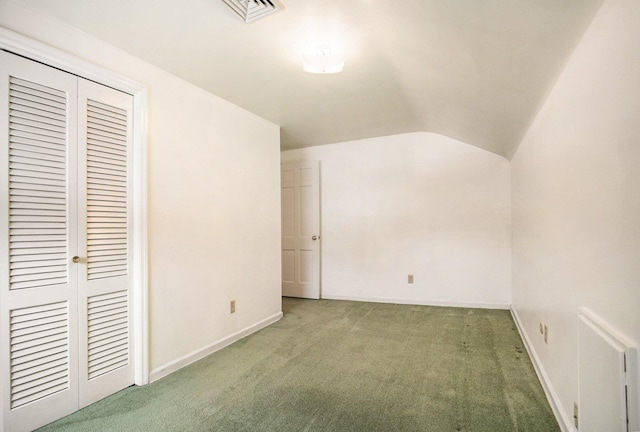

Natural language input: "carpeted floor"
[38,298,559,431]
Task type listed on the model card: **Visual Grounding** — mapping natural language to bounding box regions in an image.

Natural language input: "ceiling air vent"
[221,0,284,23]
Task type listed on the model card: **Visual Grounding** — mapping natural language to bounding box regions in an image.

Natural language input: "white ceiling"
[15,0,603,157]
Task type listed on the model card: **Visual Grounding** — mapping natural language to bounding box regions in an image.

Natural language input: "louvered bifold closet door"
[77,79,134,407]
[0,52,80,432]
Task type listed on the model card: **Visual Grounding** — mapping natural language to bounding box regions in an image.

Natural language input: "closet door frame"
[0,27,149,396]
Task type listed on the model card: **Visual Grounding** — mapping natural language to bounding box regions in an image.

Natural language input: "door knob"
[72,256,81,263]
[312,235,318,241]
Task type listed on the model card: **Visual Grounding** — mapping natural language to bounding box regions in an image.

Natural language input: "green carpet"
[38,298,559,431]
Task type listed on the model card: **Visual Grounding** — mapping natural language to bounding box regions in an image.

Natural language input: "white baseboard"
[149,311,283,383]
[510,307,575,432]
[321,294,510,310]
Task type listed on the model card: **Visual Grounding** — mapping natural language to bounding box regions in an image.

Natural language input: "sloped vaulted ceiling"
[14,0,604,158]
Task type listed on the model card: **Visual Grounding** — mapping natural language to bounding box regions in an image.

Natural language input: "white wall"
[511,0,640,429]
[0,2,282,378]
[282,132,511,308]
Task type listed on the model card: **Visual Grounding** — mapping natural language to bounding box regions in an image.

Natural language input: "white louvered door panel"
[2,52,136,431]
[77,79,134,407]
[1,51,80,432]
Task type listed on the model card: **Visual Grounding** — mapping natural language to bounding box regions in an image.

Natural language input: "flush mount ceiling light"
[303,45,346,74]
[221,0,283,23]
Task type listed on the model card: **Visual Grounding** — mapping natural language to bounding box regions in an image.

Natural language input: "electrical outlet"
[230,300,236,314]
[573,401,579,429]
[544,325,548,344]
[408,275,414,284]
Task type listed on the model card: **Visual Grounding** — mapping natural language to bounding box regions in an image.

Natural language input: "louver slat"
[8,77,68,291]
[87,292,128,380]
[10,302,70,409]
[86,100,128,280]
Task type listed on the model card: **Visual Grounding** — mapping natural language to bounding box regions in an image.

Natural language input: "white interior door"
[0,50,80,432]
[1,51,134,432]
[281,161,320,299]
[77,78,134,408]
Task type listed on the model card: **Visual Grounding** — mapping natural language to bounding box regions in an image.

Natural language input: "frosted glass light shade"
[303,45,345,74]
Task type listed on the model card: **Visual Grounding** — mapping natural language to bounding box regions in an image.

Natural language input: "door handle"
[72,256,85,263]
[312,235,318,241]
